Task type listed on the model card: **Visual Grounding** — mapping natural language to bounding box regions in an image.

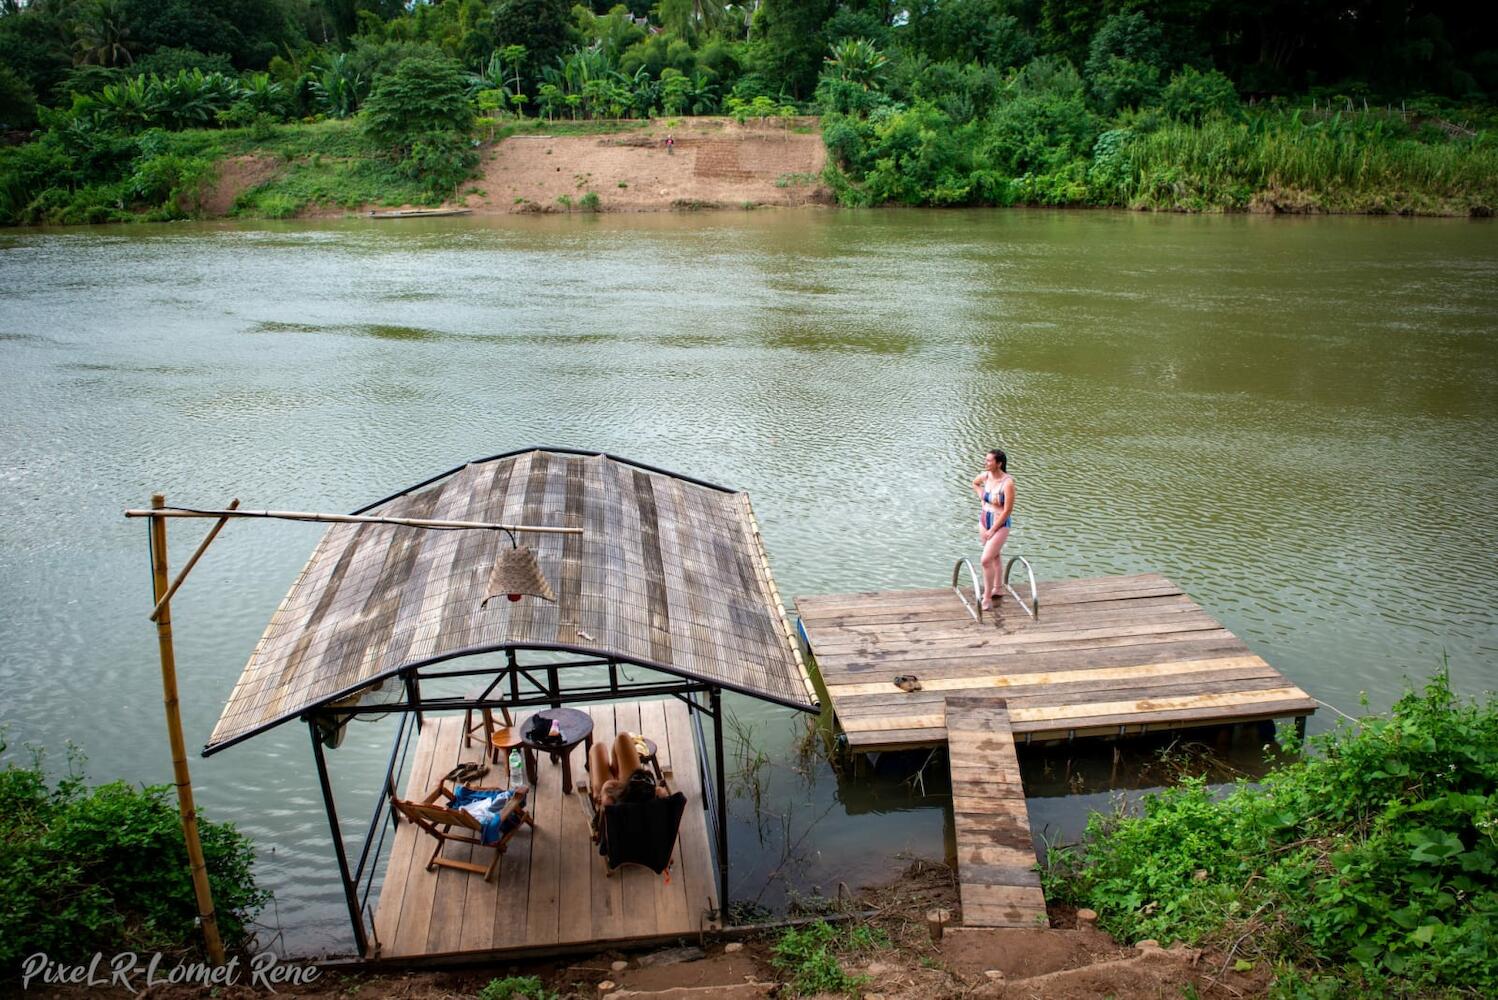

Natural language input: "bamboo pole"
[125,506,582,535]
[149,493,226,965]
[149,499,240,621]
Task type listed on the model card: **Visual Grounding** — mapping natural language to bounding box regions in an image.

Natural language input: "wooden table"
[521,707,594,794]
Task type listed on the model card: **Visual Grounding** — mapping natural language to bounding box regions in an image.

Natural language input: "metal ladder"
[952,554,1038,623]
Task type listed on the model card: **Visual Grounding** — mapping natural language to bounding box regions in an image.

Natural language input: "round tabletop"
[523,707,594,748]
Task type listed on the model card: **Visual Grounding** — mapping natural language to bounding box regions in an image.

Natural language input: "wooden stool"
[488,714,526,778]
[462,694,521,768]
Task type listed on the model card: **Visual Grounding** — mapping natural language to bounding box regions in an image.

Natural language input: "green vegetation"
[1,1,1495,222]
[477,975,558,1000]
[0,743,267,969]
[1043,674,1498,997]
[770,920,889,997]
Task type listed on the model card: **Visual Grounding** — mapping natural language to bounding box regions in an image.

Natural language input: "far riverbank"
[4,112,1496,226]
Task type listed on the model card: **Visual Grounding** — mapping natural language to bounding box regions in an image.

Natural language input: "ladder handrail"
[1003,555,1039,619]
[951,558,983,622]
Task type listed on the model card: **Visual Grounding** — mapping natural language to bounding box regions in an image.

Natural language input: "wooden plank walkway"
[944,696,1048,927]
[796,573,1317,752]
[370,701,719,961]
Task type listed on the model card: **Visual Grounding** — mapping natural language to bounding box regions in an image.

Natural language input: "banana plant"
[311,52,365,118]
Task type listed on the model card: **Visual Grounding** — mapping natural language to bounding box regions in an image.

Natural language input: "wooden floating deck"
[945,696,1048,927]
[371,700,719,962]
[796,573,1317,752]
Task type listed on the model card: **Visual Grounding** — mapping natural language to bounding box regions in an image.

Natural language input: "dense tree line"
[3,0,1495,132]
[1,1,1495,223]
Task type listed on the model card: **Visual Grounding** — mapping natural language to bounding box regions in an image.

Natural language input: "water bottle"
[508,749,522,782]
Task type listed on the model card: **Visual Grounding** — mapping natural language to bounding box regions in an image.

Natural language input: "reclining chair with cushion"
[593,784,687,877]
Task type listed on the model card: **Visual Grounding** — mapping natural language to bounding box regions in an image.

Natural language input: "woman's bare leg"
[979,518,995,608]
[982,526,1009,604]
[613,732,642,776]
[588,741,613,801]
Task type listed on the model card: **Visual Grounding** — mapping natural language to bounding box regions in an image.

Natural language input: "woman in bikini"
[971,448,1014,611]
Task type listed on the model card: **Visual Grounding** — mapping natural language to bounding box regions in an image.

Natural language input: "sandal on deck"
[444,761,487,783]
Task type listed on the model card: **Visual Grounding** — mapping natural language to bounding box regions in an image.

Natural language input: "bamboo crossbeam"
[148,499,239,622]
[124,506,583,535]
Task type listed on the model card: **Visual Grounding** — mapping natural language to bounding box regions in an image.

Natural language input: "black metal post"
[710,686,728,914]
[508,649,520,703]
[547,664,561,708]
[404,673,422,732]
[309,719,370,957]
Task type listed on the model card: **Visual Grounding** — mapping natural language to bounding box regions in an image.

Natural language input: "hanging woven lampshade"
[481,535,556,606]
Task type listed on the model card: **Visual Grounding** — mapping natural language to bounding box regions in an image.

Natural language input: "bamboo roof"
[206,449,817,754]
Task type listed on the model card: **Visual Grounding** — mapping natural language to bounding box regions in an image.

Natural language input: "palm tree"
[825,38,889,91]
[71,0,134,68]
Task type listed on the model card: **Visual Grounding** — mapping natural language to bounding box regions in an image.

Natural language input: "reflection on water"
[0,210,1494,956]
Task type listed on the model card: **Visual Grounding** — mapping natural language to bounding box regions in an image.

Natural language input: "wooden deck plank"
[639,698,692,936]
[840,686,1314,734]
[945,696,1047,929]
[813,629,1246,675]
[823,655,1274,699]
[641,691,692,934]
[428,721,490,954]
[523,718,566,947]
[371,713,440,956]
[587,704,626,944]
[612,702,660,937]
[834,666,1290,720]
[557,726,595,945]
[664,694,719,927]
[391,716,458,957]
[490,710,535,950]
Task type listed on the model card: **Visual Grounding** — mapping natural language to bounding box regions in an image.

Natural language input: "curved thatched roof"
[206,449,816,754]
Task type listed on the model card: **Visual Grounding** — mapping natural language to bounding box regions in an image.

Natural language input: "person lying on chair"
[588,732,668,809]
[448,782,531,846]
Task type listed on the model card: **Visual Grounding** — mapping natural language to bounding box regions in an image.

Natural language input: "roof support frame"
[211,639,817,756]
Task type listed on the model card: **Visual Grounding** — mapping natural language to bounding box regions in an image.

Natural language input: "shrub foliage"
[1044,674,1498,996]
[0,750,268,970]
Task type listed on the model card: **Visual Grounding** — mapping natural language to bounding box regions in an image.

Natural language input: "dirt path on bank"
[35,862,1273,999]
[463,117,830,214]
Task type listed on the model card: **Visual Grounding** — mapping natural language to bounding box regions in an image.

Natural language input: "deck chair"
[391,780,534,881]
[592,787,688,877]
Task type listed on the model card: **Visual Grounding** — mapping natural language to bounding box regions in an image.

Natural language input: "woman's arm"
[971,470,986,497]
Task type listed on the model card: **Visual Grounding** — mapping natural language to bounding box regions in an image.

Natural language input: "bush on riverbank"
[822,95,1498,214]
[1042,674,1498,996]
[0,745,268,970]
[0,119,435,225]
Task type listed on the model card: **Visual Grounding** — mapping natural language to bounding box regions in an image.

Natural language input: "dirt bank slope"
[467,117,828,213]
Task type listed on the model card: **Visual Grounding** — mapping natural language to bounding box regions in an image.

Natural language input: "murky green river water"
[1,210,1494,955]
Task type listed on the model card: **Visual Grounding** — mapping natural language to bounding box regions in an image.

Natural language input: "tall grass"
[1120,112,1498,214]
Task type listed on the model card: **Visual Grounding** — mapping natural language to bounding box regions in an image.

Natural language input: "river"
[1,209,1494,955]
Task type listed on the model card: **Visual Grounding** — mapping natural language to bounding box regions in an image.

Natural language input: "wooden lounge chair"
[391,780,534,881]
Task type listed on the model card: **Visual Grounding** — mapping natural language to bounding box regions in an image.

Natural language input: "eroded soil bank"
[464,118,830,215]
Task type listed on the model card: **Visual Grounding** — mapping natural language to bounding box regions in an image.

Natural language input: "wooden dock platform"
[796,573,1317,752]
[371,700,719,962]
[945,696,1047,927]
